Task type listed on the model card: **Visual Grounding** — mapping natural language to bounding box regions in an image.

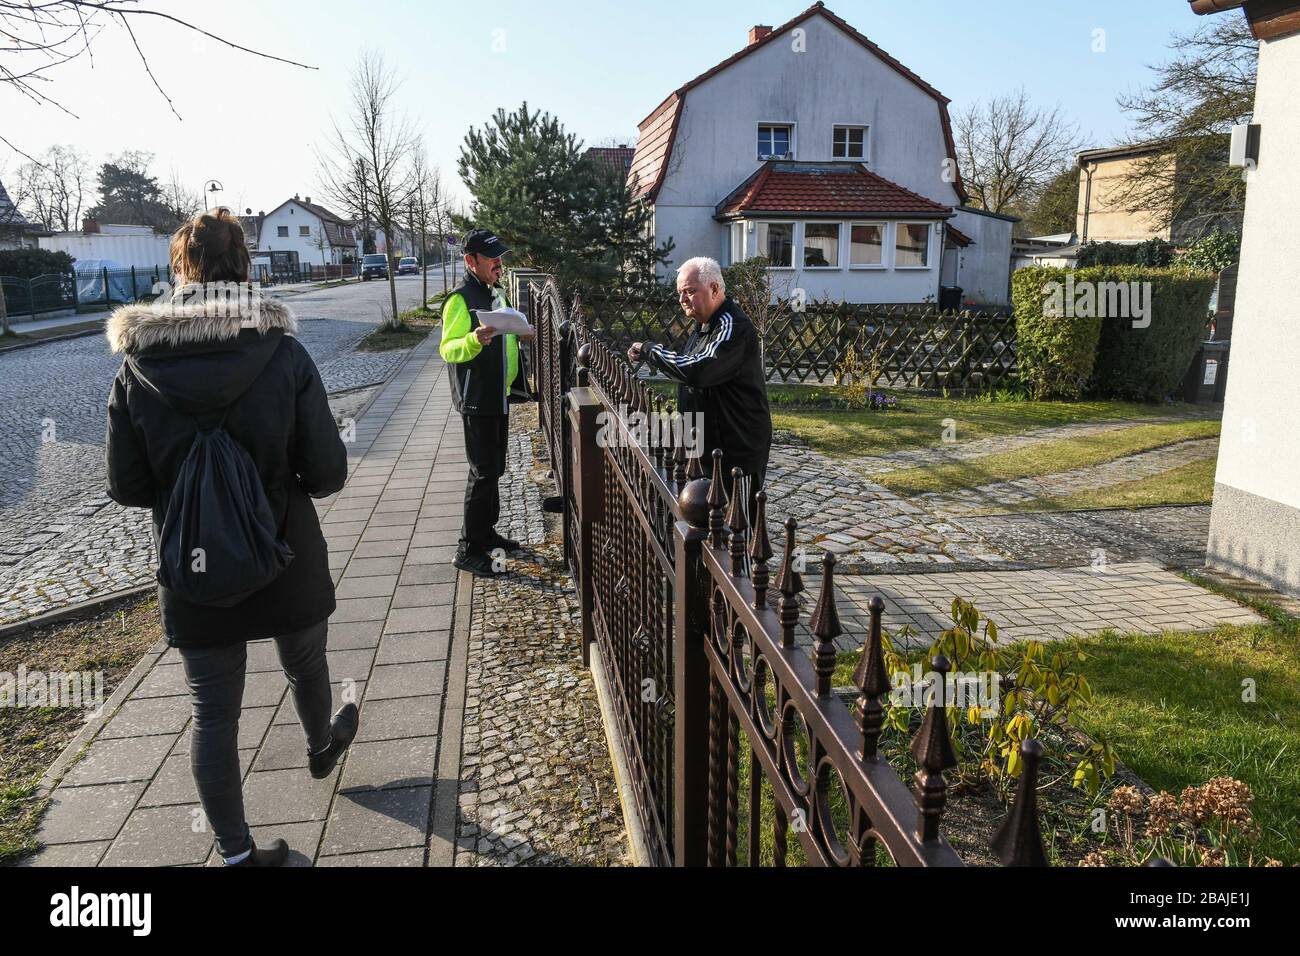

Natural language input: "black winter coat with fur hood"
[104,292,347,647]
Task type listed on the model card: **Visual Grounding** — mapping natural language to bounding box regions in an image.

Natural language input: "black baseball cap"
[462,229,509,258]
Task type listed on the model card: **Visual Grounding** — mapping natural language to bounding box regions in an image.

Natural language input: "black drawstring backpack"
[154,378,295,607]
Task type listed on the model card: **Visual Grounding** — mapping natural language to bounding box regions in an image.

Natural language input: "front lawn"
[872,419,1220,497]
[355,305,440,352]
[766,385,1196,458]
[989,455,1216,514]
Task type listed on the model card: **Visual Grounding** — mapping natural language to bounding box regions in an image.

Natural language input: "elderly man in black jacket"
[629,256,772,514]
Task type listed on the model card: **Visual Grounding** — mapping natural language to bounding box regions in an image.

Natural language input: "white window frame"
[299,225,311,237]
[848,221,888,270]
[894,221,934,270]
[276,225,289,238]
[801,221,842,270]
[832,124,868,162]
[755,220,796,270]
[757,121,796,161]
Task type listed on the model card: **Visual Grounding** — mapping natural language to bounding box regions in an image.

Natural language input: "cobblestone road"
[0,275,441,626]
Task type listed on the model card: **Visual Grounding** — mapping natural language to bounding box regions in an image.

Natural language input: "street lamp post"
[203,179,225,211]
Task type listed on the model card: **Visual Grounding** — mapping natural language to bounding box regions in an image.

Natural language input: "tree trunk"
[0,282,9,336]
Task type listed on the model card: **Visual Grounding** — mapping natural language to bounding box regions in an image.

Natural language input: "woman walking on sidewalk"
[104,208,359,867]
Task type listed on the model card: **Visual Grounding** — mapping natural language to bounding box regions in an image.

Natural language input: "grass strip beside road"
[355,305,440,352]
[871,419,1220,497]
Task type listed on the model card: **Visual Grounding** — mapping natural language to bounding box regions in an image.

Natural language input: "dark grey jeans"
[178,619,333,860]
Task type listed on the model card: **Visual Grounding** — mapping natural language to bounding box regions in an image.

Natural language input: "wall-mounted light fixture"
[1229,123,1260,167]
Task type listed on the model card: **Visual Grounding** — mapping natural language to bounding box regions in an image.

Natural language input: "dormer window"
[833,125,867,160]
[758,124,793,160]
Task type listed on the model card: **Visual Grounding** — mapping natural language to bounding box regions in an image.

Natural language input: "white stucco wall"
[1211,35,1300,510]
[652,12,963,304]
[1207,30,1300,595]
[258,202,342,266]
[950,207,1014,306]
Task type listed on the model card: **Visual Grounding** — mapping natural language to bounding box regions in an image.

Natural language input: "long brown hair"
[169,208,251,285]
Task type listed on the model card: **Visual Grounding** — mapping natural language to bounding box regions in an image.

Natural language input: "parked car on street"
[361,254,389,281]
[397,257,420,276]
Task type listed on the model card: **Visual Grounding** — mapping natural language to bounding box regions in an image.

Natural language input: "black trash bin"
[1181,340,1230,404]
[938,286,963,311]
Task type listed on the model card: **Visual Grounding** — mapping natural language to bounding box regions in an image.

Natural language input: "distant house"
[0,179,49,251]
[255,195,357,269]
[627,2,1015,306]
[585,146,636,180]
[1076,140,1238,246]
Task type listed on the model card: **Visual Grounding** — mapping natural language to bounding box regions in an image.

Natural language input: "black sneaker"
[225,839,289,867]
[486,532,522,552]
[308,703,360,779]
[453,550,501,577]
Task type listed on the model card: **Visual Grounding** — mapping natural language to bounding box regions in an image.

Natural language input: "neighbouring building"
[255,195,357,271]
[39,219,170,270]
[627,2,1015,306]
[1194,0,1300,597]
[585,146,636,180]
[0,179,49,251]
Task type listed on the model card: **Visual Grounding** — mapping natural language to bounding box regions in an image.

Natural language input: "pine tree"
[456,103,671,288]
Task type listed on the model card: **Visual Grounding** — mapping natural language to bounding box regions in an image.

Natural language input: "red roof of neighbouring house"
[715,162,953,219]
[585,146,636,177]
[945,223,972,246]
[628,2,967,204]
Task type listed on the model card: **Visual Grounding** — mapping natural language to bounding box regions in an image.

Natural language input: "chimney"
[748,24,772,45]
[305,196,311,204]
[82,217,100,235]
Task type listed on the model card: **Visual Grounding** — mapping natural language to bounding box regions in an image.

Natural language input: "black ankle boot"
[308,703,360,779]
[226,839,289,867]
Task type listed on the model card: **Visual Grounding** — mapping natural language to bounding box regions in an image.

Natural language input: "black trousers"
[461,413,510,553]
[178,620,332,860]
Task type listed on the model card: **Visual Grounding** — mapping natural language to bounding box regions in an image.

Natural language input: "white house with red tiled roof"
[254,195,358,270]
[629,2,1014,306]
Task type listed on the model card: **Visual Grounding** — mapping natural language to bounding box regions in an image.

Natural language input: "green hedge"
[1090,266,1215,400]
[1011,267,1102,399]
[0,248,74,279]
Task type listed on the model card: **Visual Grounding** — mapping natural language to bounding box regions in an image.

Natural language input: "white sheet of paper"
[477,308,534,338]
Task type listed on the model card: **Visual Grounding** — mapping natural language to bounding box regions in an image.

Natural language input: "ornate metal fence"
[528,275,1049,867]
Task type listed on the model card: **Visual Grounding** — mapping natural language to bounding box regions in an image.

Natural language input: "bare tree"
[317,51,417,326]
[1106,17,1256,239]
[12,145,90,230]
[161,167,202,223]
[954,88,1084,216]
[310,223,330,273]
[407,147,445,308]
[0,1,313,158]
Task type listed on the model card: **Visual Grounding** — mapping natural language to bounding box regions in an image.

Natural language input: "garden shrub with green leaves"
[1011,267,1102,400]
[0,248,74,279]
[877,598,1116,800]
[1089,266,1215,401]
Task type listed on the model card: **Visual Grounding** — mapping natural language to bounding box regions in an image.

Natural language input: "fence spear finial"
[808,551,842,696]
[749,491,773,609]
[774,517,803,648]
[990,738,1050,867]
[726,467,749,576]
[911,655,958,842]
[855,596,891,761]
[707,449,728,548]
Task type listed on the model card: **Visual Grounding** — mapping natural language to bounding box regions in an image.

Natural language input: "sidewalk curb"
[0,582,154,641]
[427,568,473,867]
[0,324,106,355]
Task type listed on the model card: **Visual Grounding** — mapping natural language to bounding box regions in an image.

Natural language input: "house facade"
[1194,0,1300,597]
[629,2,1014,306]
[0,179,48,251]
[254,196,357,269]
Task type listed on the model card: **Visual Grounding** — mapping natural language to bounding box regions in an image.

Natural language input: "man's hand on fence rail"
[627,341,644,362]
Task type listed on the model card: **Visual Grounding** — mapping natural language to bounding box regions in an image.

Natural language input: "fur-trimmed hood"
[111,291,299,416]
[107,291,296,354]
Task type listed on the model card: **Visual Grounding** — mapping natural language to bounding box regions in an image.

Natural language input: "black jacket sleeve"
[644,313,750,388]
[105,364,157,508]
[290,339,348,497]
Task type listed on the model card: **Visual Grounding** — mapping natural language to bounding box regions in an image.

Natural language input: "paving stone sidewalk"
[23,334,472,867]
